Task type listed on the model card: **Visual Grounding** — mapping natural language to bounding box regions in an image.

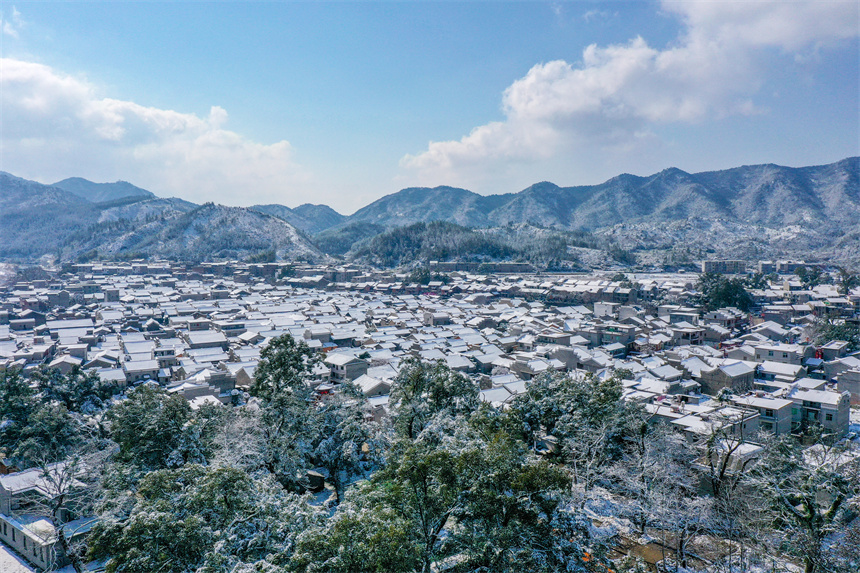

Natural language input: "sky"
[1,1,858,214]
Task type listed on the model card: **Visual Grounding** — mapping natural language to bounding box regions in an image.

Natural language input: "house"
[757,361,806,384]
[698,361,755,396]
[123,359,161,384]
[837,368,860,405]
[185,330,229,350]
[0,463,96,570]
[353,374,391,398]
[669,322,704,346]
[670,406,760,445]
[753,343,806,365]
[729,394,793,435]
[819,340,850,361]
[324,353,369,382]
[787,387,851,438]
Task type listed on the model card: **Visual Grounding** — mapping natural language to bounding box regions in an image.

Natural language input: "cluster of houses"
[0,260,859,569]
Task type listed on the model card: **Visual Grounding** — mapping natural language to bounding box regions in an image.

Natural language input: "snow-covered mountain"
[0,173,324,263]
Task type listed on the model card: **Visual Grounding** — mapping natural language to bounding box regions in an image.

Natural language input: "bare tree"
[26,444,112,573]
[753,433,860,573]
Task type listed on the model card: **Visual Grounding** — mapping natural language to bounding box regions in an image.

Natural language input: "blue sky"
[1,1,858,213]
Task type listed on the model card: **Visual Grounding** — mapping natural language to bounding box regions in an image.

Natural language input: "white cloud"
[582,9,616,23]
[402,0,859,188]
[1,7,22,38]
[0,58,311,205]
[666,0,858,52]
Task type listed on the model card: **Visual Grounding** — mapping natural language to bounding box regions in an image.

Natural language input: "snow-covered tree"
[250,333,318,402]
[388,357,479,442]
[88,464,322,573]
[752,433,860,573]
[311,382,385,503]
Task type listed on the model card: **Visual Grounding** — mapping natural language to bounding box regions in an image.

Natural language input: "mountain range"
[1,156,858,267]
[0,173,322,263]
[340,157,859,231]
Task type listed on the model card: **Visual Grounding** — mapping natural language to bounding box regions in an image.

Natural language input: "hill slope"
[0,173,323,263]
[0,172,102,259]
[3,157,858,266]
[251,203,345,234]
[73,203,323,262]
[344,186,510,229]
[52,177,156,203]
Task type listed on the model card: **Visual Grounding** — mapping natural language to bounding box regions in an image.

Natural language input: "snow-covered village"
[3,2,860,572]
[0,260,858,572]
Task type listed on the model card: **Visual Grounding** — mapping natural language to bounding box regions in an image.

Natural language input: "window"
[826,413,833,422]
[765,409,774,418]
[768,350,774,356]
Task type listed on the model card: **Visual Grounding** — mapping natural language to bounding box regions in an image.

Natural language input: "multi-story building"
[701,260,746,274]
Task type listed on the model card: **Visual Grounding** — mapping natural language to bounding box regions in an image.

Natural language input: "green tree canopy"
[389,358,479,443]
[697,272,754,312]
[90,464,321,573]
[32,365,123,414]
[107,385,201,471]
[250,333,318,402]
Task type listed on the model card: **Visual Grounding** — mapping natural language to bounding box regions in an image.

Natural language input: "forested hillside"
[346,221,613,269]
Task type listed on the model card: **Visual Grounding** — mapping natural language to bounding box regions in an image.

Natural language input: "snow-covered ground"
[0,541,88,573]
[850,406,860,439]
[0,263,16,289]
[0,542,36,573]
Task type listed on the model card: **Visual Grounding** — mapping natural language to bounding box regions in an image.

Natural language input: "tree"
[290,483,423,573]
[304,420,607,573]
[215,399,317,493]
[89,464,321,573]
[812,317,860,351]
[12,401,87,467]
[29,444,111,573]
[311,382,384,503]
[795,265,824,288]
[389,358,479,442]
[0,368,37,455]
[753,434,860,573]
[509,372,635,493]
[106,385,194,471]
[32,365,122,414]
[450,432,599,572]
[837,267,859,295]
[744,272,770,290]
[697,272,754,312]
[610,416,697,536]
[250,333,318,402]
